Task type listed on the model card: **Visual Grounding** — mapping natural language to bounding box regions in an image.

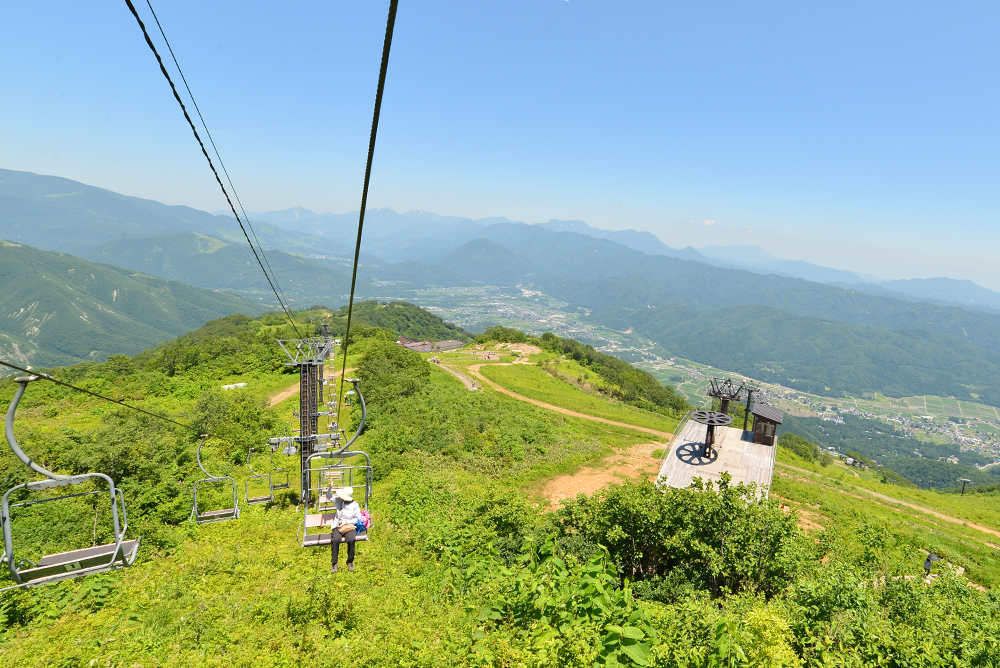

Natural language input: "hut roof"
[750,403,784,424]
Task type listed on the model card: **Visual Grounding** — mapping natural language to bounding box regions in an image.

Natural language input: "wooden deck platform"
[657,419,776,494]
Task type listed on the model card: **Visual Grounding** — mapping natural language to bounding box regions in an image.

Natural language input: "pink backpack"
[359,510,372,530]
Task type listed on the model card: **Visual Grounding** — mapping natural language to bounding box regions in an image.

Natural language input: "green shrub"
[556,474,805,599]
[778,432,822,463]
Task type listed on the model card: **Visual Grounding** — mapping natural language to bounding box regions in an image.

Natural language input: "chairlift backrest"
[2,376,140,591]
[190,435,240,525]
[245,442,273,506]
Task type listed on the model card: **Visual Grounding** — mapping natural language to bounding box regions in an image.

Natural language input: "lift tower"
[277,325,338,503]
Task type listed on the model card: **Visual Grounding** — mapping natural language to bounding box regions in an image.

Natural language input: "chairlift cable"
[141,0,295,319]
[0,358,239,453]
[123,0,303,337]
[336,0,399,413]
[0,357,197,434]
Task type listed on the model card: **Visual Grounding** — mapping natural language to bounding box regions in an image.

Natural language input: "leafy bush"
[478,325,532,344]
[354,338,431,417]
[555,474,805,599]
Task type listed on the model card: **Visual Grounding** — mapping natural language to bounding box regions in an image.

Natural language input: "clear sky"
[3,2,1000,288]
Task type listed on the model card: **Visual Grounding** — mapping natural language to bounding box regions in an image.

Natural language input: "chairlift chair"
[297,450,373,547]
[267,424,297,491]
[244,444,273,506]
[190,435,240,525]
[1,376,140,591]
[269,443,291,492]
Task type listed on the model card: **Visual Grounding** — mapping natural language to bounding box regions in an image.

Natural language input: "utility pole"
[959,478,971,495]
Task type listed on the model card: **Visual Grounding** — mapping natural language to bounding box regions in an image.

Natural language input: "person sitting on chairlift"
[331,487,362,573]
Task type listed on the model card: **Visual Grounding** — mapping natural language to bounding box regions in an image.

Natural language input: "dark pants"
[331,529,356,565]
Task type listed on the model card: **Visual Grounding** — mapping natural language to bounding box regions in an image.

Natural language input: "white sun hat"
[336,487,355,502]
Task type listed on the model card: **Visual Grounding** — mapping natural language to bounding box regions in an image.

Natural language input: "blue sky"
[3,2,1000,288]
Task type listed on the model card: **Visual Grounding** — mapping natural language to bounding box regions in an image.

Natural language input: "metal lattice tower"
[277,324,338,502]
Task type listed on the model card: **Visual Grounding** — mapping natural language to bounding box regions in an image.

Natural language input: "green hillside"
[3,316,1000,665]
[438,238,537,286]
[473,224,1000,356]
[323,300,473,342]
[584,302,1000,407]
[0,241,262,368]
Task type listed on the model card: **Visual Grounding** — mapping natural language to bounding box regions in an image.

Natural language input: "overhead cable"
[141,0,295,316]
[0,358,197,434]
[123,0,303,337]
[0,359,257,457]
[337,0,399,412]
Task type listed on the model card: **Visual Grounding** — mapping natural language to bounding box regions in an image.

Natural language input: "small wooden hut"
[749,403,783,446]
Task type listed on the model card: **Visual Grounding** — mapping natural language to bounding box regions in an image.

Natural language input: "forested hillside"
[327,300,473,342]
[86,232,352,304]
[588,302,1000,405]
[0,241,262,368]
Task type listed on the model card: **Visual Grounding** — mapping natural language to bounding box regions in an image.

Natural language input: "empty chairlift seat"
[244,443,273,506]
[190,435,241,525]
[1,376,141,591]
[268,430,296,491]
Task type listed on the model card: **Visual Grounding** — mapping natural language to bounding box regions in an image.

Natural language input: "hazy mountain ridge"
[85,232,352,307]
[10,168,1000,406]
[0,168,350,258]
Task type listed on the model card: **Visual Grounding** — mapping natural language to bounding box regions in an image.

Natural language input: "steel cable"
[123,0,303,337]
[141,0,295,319]
[337,0,399,413]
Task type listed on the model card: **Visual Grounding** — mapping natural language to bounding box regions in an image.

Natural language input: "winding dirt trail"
[462,362,674,440]
[268,367,356,407]
[434,362,478,390]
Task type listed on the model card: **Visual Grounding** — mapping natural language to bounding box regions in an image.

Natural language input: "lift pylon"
[277,324,339,503]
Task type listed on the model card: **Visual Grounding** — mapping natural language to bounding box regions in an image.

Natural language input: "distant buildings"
[397,336,465,353]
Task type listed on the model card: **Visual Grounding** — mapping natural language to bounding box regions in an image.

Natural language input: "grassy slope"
[772,449,1000,587]
[0,362,652,665]
[5,313,1000,664]
[475,361,677,433]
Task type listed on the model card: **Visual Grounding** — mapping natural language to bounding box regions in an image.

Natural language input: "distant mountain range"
[8,167,1000,407]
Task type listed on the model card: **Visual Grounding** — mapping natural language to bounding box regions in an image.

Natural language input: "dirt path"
[434,363,478,390]
[540,441,662,508]
[777,462,1000,542]
[463,362,674,439]
[268,367,356,408]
